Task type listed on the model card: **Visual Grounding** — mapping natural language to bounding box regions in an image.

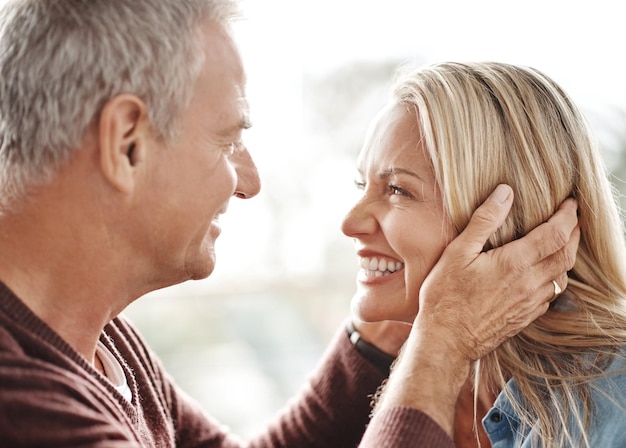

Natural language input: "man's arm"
[358,184,579,445]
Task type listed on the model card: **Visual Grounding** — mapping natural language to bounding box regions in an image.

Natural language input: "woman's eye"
[388,184,414,198]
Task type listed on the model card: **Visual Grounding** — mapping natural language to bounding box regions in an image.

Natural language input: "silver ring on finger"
[551,280,562,301]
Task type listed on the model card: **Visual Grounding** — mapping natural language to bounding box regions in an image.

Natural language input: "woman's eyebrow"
[379,167,423,181]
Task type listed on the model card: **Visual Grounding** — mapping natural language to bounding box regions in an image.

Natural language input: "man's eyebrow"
[220,116,252,137]
[379,167,423,180]
[241,116,252,130]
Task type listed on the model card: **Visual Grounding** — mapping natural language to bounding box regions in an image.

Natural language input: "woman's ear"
[97,94,149,194]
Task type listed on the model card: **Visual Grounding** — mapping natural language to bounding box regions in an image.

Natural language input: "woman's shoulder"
[590,347,626,396]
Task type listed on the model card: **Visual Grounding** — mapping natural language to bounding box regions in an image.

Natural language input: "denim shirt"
[482,352,626,447]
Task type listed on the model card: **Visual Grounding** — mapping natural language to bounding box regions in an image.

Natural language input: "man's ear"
[98,94,149,194]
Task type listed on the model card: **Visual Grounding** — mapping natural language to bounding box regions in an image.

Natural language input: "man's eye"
[354,180,366,190]
[222,141,242,157]
[224,143,236,156]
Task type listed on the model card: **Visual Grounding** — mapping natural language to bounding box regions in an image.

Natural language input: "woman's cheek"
[401,237,453,314]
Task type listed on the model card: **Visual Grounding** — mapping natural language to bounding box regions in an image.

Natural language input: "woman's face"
[342,101,456,323]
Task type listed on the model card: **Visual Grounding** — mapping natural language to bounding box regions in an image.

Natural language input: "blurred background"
[125,0,626,439]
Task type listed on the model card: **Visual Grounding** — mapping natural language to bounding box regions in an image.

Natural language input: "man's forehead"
[238,94,250,114]
[215,96,251,137]
[238,96,251,128]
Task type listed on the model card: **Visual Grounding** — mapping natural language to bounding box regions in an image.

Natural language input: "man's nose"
[231,145,261,199]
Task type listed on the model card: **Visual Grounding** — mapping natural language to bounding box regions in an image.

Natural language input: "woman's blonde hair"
[393,61,626,447]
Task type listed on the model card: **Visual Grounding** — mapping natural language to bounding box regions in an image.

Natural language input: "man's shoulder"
[0,349,136,446]
[0,319,140,443]
[0,323,91,394]
[0,333,110,429]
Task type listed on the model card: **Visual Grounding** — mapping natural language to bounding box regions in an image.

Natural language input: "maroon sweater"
[0,283,452,447]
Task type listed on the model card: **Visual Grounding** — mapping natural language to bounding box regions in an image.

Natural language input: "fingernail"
[489,184,511,204]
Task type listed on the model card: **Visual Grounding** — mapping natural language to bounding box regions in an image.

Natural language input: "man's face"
[139,20,260,286]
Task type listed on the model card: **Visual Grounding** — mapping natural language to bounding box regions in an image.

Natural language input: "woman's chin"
[350,293,416,324]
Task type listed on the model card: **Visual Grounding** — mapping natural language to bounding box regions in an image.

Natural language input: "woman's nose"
[341,197,378,238]
[231,145,261,199]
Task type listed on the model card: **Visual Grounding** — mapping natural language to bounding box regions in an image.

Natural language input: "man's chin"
[184,254,216,281]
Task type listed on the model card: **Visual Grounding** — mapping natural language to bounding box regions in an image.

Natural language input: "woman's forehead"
[356,102,426,171]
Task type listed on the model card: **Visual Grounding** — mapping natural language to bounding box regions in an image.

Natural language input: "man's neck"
[0,196,134,365]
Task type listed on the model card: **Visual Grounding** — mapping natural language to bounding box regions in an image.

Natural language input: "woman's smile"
[357,255,405,283]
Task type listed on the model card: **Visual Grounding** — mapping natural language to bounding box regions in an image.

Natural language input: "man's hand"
[416,184,579,362]
[372,184,579,437]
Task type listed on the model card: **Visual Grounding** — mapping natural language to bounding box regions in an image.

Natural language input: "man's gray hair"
[0,0,240,209]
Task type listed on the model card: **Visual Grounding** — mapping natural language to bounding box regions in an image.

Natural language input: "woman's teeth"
[359,256,404,276]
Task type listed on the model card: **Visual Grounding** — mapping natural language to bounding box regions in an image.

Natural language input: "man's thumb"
[452,184,514,255]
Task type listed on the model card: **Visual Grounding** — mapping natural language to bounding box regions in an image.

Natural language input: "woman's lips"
[357,256,404,283]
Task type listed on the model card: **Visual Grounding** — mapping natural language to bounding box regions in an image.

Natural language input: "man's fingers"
[500,225,579,340]
[531,198,579,263]
[530,225,580,289]
[498,198,578,269]
[451,184,514,256]
[503,301,551,340]
[502,273,568,341]
[493,223,579,321]
[551,273,569,300]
